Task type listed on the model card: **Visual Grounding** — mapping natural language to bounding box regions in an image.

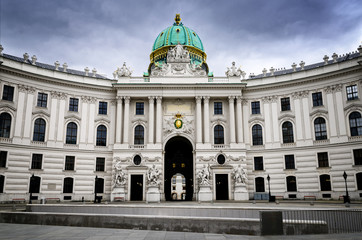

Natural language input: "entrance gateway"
[164,137,194,201]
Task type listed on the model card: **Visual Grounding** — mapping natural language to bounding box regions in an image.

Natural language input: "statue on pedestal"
[233,164,247,185]
[197,164,210,185]
[147,164,161,186]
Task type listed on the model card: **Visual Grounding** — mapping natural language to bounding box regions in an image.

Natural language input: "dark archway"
[164,136,193,201]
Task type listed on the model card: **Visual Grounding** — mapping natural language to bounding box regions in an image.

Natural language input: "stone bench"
[12,198,26,203]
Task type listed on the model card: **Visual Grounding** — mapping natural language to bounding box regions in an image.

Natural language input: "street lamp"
[94,175,98,203]
[343,171,350,204]
[267,174,273,202]
[29,173,35,204]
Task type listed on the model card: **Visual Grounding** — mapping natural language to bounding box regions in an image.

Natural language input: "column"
[123,96,130,144]
[196,96,202,143]
[87,98,96,144]
[335,87,346,136]
[80,96,89,144]
[271,98,280,143]
[116,96,123,143]
[228,96,236,144]
[203,96,210,143]
[148,96,155,144]
[326,89,337,137]
[14,90,26,138]
[23,89,35,139]
[293,92,304,141]
[48,93,58,141]
[156,96,162,144]
[56,94,66,142]
[236,97,243,144]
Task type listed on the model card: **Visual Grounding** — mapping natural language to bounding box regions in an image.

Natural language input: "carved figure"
[233,165,247,184]
[112,162,126,189]
[148,164,161,186]
[115,62,132,78]
[197,164,210,185]
[226,62,243,77]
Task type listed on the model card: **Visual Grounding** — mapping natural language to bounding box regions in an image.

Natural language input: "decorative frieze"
[262,95,277,103]
[324,84,342,93]
[292,91,309,99]
[50,91,67,100]
[18,84,35,94]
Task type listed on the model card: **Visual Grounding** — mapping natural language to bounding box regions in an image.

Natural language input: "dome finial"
[175,14,181,25]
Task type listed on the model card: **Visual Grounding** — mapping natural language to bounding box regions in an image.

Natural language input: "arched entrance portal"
[164,136,193,201]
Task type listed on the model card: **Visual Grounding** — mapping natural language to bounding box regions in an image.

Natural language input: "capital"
[124,96,130,104]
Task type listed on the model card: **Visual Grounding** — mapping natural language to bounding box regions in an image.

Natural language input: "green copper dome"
[148,14,208,74]
[152,24,204,52]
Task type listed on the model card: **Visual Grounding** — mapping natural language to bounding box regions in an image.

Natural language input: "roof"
[2,53,109,79]
[249,52,361,79]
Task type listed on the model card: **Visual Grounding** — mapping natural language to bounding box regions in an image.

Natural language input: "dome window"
[193,32,196,36]
[160,32,164,37]
[176,28,180,33]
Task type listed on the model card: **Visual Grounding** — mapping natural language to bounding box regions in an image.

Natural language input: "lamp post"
[343,171,350,204]
[94,175,98,203]
[29,173,34,204]
[267,174,272,202]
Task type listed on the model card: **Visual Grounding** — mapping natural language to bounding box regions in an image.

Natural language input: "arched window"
[29,176,41,194]
[96,125,107,146]
[95,177,104,194]
[357,173,362,191]
[320,174,331,191]
[134,125,144,145]
[255,177,265,192]
[0,113,11,138]
[0,175,4,193]
[33,118,46,142]
[63,177,74,193]
[252,124,263,145]
[349,112,362,136]
[286,176,297,192]
[66,122,77,144]
[282,121,294,143]
[214,125,224,144]
[314,117,327,140]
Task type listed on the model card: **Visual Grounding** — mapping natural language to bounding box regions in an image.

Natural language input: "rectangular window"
[37,93,48,108]
[31,154,42,169]
[214,102,223,115]
[65,156,75,171]
[136,102,144,115]
[285,155,295,169]
[96,157,105,172]
[0,151,7,168]
[353,149,362,165]
[2,85,14,101]
[251,101,260,114]
[98,101,107,115]
[69,98,79,112]
[281,97,290,111]
[317,152,329,168]
[312,92,323,107]
[346,85,358,101]
[254,156,264,171]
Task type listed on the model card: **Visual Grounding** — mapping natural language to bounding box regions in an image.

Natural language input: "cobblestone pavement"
[0,223,362,240]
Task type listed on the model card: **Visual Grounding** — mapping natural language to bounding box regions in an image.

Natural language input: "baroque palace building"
[0,15,362,202]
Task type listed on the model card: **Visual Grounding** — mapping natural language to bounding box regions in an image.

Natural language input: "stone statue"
[226,62,243,77]
[167,43,190,63]
[233,165,247,185]
[197,164,210,185]
[147,164,161,186]
[112,161,126,189]
[115,62,132,78]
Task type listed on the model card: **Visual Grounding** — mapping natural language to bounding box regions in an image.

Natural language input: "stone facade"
[0,39,362,203]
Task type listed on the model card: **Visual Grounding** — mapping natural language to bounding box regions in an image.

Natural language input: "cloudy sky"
[1,0,361,78]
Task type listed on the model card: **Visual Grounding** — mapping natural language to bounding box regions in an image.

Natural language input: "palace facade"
[0,15,362,202]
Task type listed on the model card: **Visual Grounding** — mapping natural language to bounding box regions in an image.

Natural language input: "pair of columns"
[195,96,243,144]
[115,96,162,145]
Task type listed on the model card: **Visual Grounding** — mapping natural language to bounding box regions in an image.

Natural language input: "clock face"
[174,119,183,129]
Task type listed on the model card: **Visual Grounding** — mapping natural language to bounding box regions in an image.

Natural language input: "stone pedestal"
[234,184,248,201]
[198,185,212,202]
[111,186,126,201]
[146,185,160,203]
